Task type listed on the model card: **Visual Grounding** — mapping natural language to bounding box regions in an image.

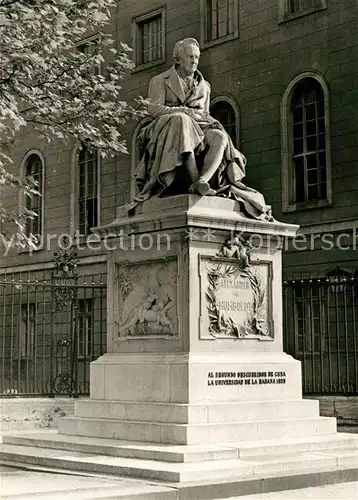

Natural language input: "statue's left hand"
[183,108,204,121]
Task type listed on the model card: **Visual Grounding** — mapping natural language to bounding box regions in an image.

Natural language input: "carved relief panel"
[115,257,179,340]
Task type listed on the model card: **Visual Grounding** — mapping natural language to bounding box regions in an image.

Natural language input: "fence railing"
[284,275,358,394]
[3,265,358,397]
[0,269,106,397]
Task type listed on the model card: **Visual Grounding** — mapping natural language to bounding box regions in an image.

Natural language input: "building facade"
[1,0,358,398]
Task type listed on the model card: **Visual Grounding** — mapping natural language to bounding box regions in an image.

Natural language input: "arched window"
[78,145,99,235]
[281,73,332,212]
[22,152,44,243]
[291,78,326,203]
[210,98,239,147]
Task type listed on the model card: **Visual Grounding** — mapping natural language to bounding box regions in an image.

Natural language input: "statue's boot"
[189,179,216,196]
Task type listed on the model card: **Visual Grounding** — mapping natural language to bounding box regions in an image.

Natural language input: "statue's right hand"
[182,108,203,121]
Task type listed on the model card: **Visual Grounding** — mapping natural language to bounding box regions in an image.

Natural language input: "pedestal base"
[1,429,358,488]
[56,352,333,446]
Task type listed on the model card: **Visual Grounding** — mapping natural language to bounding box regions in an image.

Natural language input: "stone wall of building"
[307,395,358,428]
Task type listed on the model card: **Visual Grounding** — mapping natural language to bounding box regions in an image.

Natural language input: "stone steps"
[3,491,174,500]
[0,443,253,482]
[0,438,358,483]
[235,433,358,457]
[1,461,176,500]
[3,489,174,500]
[73,399,319,424]
[58,415,336,444]
[2,432,238,463]
[2,459,358,500]
[3,431,357,463]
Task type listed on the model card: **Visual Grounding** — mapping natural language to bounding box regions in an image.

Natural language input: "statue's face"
[178,44,200,75]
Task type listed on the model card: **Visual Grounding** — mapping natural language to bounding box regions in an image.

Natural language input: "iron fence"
[0,267,106,397]
[284,274,358,394]
[3,259,358,398]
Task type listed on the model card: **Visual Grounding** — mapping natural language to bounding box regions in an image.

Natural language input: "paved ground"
[218,481,358,499]
[0,464,176,499]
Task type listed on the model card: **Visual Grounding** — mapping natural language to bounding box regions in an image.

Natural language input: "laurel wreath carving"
[206,263,268,338]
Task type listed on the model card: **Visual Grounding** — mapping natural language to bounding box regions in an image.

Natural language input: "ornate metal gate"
[283,270,358,394]
[0,251,106,397]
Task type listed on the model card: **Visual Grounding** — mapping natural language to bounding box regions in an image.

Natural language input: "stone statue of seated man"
[127,37,273,221]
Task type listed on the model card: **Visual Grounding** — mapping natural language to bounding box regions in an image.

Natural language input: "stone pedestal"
[58,195,333,445]
[3,195,358,494]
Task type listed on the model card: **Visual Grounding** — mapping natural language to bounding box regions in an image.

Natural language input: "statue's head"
[173,38,200,76]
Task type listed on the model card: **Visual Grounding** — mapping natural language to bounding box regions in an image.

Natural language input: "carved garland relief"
[200,233,273,340]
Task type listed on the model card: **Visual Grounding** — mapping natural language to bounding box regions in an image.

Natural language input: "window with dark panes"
[77,37,100,75]
[25,154,43,241]
[137,14,163,65]
[78,145,99,235]
[287,0,324,14]
[210,101,237,145]
[77,298,94,359]
[206,0,235,42]
[291,78,327,203]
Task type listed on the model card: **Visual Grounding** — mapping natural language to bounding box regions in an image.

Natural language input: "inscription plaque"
[199,256,273,340]
[207,370,287,386]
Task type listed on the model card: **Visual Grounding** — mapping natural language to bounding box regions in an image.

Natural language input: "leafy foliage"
[206,264,240,337]
[0,0,145,245]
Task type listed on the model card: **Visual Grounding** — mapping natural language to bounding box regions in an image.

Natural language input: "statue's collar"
[164,66,203,103]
